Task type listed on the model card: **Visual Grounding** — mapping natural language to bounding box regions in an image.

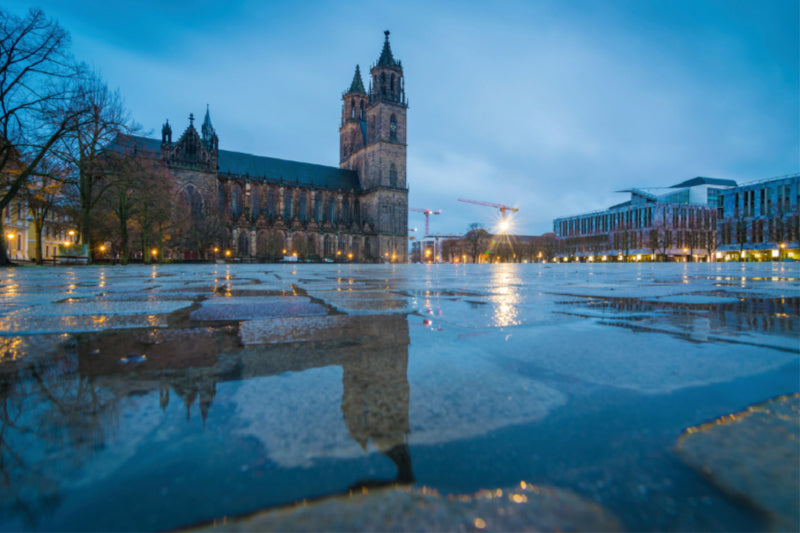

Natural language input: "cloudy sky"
[11,0,799,235]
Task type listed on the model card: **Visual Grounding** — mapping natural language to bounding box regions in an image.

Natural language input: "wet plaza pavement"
[0,262,797,531]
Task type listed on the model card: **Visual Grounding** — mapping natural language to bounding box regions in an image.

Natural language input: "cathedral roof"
[216,149,360,190]
[375,30,401,69]
[114,134,361,191]
[346,65,366,95]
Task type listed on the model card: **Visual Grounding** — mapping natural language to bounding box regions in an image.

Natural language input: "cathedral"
[119,31,408,262]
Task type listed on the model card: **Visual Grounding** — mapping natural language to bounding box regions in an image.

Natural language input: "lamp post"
[780,242,786,261]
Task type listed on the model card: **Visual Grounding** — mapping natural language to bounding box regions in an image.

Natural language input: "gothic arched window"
[359,101,364,120]
[284,189,293,220]
[390,114,397,141]
[327,196,336,223]
[266,188,277,219]
[342,196,350,224]
[231,184,243,219]
[351,98,355,119]
[389,163,398,187]
[184,185,203,220]
[250,186,260,221]
[298,190,308,222]
[314,194,323,222]
[391,74,395,98]
[381,73,387,96]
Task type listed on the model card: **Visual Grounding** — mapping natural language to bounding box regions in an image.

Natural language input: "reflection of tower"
[340,315,413,484]
[169,367,218,424]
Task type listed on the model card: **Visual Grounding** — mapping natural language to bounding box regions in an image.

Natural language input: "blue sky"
[11,0,799,235]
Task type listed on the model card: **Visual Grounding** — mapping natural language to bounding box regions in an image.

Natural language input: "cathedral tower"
[340,31,408,261]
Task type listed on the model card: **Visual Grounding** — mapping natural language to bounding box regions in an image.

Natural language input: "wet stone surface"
[198,482,622,532]
[0,262,797,532]
[675,394,800,532]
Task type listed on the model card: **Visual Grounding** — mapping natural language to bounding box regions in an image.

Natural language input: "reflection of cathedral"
[77,314,415,483]
[115,32,409,262]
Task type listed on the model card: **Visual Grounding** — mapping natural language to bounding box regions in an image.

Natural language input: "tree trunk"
[0,220,13,267]
[33,218,44,265]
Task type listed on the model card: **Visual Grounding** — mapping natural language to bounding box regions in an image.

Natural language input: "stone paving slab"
[675,394,800,532]
[195,482,622,532]
[189,298,327,321]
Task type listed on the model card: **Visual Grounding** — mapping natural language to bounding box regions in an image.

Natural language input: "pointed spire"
[201,104,216,142]
[376,30,400,69]
[346,65,366,95]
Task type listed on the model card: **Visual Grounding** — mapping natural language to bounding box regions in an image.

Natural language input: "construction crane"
[410,208,442,235]
[457,198,519,231]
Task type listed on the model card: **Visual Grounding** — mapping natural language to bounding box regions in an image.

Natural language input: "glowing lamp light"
[6,233,14,240]
[225,250,231,257]
[780,243,786,249]
[68,230,75,236]
[348,253,353,259]
[100,245,106,252]
[292,251,297,257]
[214,247,219,253]
[151,249,157,256]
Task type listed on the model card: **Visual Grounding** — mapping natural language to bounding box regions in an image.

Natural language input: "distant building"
[416,232,555,263]
[2,156,75,263]
[114,32,408,262]
[716,173,799,261]
[553,177,736,262]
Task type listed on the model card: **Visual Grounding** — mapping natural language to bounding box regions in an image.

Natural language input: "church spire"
[201,105,218,151]
[346,65,366,95]
[375,30,401,70]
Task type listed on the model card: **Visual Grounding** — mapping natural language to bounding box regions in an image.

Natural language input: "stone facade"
[122,32,408,262]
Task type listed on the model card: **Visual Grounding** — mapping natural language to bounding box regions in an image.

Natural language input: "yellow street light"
[151,248,157,256]
[292,251,297,257]
[6,233,14,240]
[100,245,106,252]
[780,243,786,249]
[348,252,353,260]
[68,230,75,236]
[213,247,219,253]
[225,250,232,257]
[282,249,287,254]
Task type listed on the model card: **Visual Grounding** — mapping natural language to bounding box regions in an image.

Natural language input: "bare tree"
[20,156,68,263]
[0,8,87,266]
[464,222,489,263]
[56,73,136,257]
[130,159,174,263]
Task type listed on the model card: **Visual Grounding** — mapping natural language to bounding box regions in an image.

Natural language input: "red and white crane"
[410,208,442,235]
[457,198,519,231]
